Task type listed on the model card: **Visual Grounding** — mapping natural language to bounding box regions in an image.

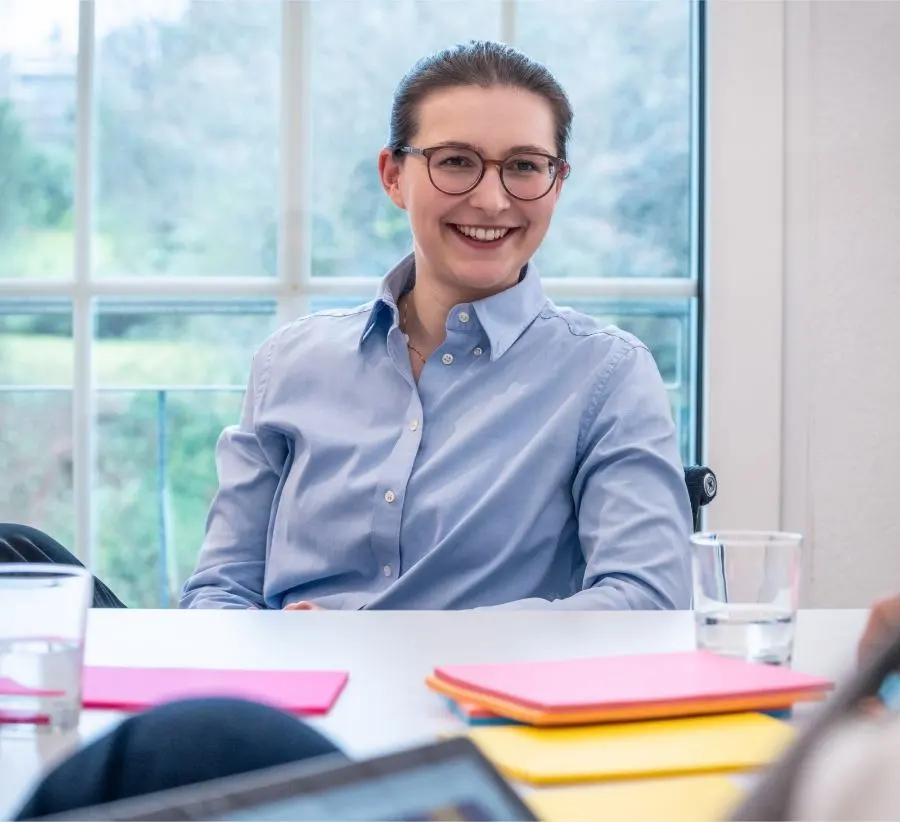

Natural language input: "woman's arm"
[483,343,692,611]
[180,337,287,610]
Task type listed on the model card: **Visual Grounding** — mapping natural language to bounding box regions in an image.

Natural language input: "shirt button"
[458,311,470,323]
[472,347,484,357]
[441,353,454,366]
[409,419,419,432]
[384,490,396,504]
[383,565,392,577]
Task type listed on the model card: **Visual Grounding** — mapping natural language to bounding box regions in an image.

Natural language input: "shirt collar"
[358,253,548,361]
[471,260,547,360]
[358,254,415,348]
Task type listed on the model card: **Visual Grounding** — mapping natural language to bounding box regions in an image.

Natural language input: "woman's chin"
[439,259,525,296]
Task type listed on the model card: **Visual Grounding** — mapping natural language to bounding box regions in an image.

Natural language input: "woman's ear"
[378,149,407,210]
[553,174,567,200]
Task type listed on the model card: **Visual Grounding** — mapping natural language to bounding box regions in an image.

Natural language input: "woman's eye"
[507,158,545,174]
[440,155,473,167]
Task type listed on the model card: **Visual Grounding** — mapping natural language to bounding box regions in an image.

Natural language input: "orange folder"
[427,651,831,726]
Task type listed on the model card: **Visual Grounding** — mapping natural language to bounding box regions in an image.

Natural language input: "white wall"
[782,0,900,606]
[707,1,900,607]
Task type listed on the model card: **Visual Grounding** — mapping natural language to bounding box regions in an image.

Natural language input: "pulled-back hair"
[388,40,573,160]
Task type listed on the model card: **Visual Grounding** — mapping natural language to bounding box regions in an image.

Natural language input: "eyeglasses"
[399,144,570,202]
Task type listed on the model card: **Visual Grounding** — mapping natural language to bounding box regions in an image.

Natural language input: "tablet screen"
[223,754,526,821]
[39,737,536,822]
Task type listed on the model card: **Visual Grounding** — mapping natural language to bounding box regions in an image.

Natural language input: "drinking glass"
[0,564,92,732]
[691,531,802,665]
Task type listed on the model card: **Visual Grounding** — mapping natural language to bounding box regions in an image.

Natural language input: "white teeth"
[455,225,510,242]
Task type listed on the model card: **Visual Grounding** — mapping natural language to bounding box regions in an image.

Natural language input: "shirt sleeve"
[180,335,287,610]
[482,341,693,611]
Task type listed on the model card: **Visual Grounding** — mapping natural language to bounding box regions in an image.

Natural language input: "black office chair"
[684,466,717,531]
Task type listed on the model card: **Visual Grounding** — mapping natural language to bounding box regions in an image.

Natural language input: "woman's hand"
[284,601,325,611]
[858,593,900,668]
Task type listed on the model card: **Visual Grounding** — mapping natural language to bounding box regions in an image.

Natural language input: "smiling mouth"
[452,224,519,243]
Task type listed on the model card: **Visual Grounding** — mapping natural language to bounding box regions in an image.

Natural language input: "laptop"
[36,737,537,821]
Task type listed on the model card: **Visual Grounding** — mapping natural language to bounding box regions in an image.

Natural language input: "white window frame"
[703,0,786,531]
[0,0,704,568]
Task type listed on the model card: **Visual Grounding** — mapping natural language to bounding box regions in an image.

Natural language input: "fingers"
[858,594,900,667]
[284,601,322,611]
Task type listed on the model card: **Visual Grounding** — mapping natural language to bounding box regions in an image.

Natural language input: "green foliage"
[94,390,242,608]
[0,101,73,239]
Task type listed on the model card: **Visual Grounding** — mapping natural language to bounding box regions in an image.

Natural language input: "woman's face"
[379,85,565,301]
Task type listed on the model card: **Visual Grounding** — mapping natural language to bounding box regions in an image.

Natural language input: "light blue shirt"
[181,255,692,611]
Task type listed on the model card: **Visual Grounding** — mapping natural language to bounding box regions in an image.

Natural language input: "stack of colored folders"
[427,651,831,727]
[426,651,833,820]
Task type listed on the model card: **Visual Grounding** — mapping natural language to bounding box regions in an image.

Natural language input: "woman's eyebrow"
[431,140,555,156]
[507,143,555,155]
[431,140,480,150]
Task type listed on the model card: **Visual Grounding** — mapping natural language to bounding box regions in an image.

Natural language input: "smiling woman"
[177,41,694,613]
[2,39,695,615]
[381,83,568,375]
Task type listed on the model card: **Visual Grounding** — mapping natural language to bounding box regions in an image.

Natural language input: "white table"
[0,609,869,820]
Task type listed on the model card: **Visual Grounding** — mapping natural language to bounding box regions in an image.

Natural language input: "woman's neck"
[401,280,453,355]
[399,261,524,359]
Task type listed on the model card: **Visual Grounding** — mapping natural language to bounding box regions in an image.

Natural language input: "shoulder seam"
[576,341,646,457]
[537,307,649,348]
[254,325,284,410]
[289,303,374,326]
[253,302,375,409]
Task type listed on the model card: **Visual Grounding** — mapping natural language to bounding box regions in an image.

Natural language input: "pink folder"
[433,651,832,712]
[0,676,65,697]
[82,666,349,715]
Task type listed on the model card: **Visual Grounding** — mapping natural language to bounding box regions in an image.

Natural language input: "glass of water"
[0,564,93,732]
[691,531,802,665]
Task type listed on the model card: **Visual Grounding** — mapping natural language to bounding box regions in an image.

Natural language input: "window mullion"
[277,0,312,327]
[501,0,516,45]
[73,0,96,568]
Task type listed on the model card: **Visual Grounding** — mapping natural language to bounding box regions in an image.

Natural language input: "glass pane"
[0,301,73,542]
[92,301,276,606]
[567,298,696,464]
[519,1,694,278]
[310,1,501,278]
[95,388,244,608]
[93,1,280,277]
[0,0,77,279]
[94,299,277,386]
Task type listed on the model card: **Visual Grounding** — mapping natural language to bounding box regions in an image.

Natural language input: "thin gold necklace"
[401,294,428,365]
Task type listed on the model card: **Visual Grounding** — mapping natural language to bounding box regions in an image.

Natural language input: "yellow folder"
[467,712,793,785]
[527,774,744,822]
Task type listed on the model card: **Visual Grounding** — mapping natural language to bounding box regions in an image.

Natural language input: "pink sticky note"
[83,666,348,715]
[434,651,832,712]
[0,676,65,697]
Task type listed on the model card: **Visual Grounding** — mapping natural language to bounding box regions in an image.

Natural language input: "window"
[0,0,704,606]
